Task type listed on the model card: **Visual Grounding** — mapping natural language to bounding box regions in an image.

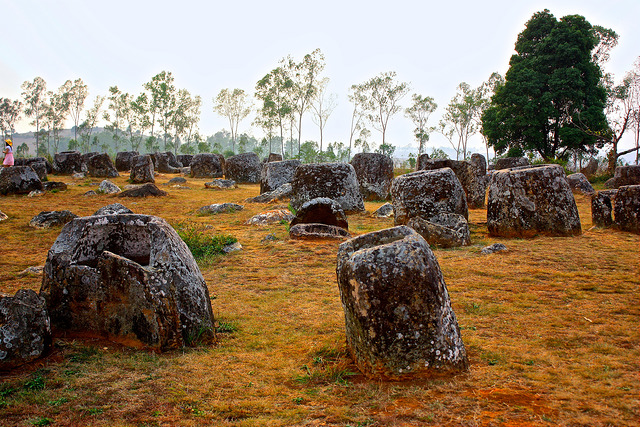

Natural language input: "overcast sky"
[2,0,638,158]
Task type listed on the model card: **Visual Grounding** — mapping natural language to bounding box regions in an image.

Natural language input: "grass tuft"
[173,220,237,263]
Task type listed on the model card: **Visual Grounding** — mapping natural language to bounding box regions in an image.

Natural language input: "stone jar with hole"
[40,214,216,351]
[336,226,468,379]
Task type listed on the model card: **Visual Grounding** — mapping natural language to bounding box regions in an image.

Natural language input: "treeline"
[1,10,639,173]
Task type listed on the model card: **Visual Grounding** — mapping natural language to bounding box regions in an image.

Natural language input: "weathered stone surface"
[336,226,468,379]
[246,209,294,225]
[154,152,182,173]
[419,159,486,208]
[567,173,595,195]
[82,152,100,166]
[129,155,155,184]
[372,203,394,218]
[168,177,187,184]
[614,185,640,233]
[118,183,167,198]
[72,172,86,179]
[54,151,85,175]
[205,179,237,189]
[290,162,365,213]
[86,153,119,178]
[487,164,581,237]
[350,153,394,201]
[18,266,44,276]
[177,154,193,167]
[98,180,121,194]
[407,213,470,248]
[225,152,262,183]
[0,289,51,370]
[415,153,430,171]
[260,160,301,194]
[290,197,348,230]
[28,190,45,197]
[0,210,7,221]
[246,183,292,203]
[83,190,98,197]
[29,210,78,229]
[591,190,616,228]
[115,151,139,171]
[197,203,243,215]
[0,166,43,195]
[604,177,616,188]
[14,157,53,174]
[267,152,283,162]
[494,157,530,170]
[580,158,599,178]
[470,153,487,176]
[42,181,68,192]
[94,203,134,216]
[28,161,48,181]
[481,243,508,254]
[391,168,468,225]
[289,223,351,240]
[613,165,640,188]
[190,154,224,178]
[40,214,216,350]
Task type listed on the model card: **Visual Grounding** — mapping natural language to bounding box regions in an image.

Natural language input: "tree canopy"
[481,10,611,160]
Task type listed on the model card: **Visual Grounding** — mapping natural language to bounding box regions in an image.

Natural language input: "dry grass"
[0,173,638,427]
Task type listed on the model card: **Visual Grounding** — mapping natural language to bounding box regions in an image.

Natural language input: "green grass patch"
[173,220,237,263]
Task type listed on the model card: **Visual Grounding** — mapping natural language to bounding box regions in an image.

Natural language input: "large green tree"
[482,10,611,161]
[21,76,48,155]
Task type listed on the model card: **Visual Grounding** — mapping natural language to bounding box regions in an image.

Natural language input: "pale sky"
[2,0,638,158]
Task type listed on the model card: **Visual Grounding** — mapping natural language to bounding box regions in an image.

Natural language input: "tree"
[78,96,104,153]
[310,77,337,157]
[103,86,130,150]
[144,71,176,150]
[67,78,88,141]
[405,94,437,155]
[214,88,252,150]
[482,10,610,161]
[347,85,367,160]
[128,92,150,151]
[21,77,48,155]
[171,89,201,155]
[0,98,23,141]
[47,83,71,154]
[474,72,504,162]
[255,67,293,157]
[353,71,409,147]
[439,82,478,160]
[283,48,325,155]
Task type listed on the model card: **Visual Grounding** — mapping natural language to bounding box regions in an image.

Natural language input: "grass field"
[0,172,638,427]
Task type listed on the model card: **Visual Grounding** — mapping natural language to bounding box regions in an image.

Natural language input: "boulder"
[267,152,283,162]
[591,190,616,228]
[419,159,486,208]
[94,203,133,216]
[372,203,394,218]
[154,152,182,173]
[82,152,100,166]
[415,153,430,171]
[487,164,581,237]
[29,210,78,229]
[350,153,394,201]
[613,165,640,188]
[580,158,599,178]
[115,151,139,171]
[614,185,640,233]
[290,162,365,213]
[14,157,53,174]
[493,157,530,171]
[40,214,216,350]
[336,226,468,379]
[0,289,51,370]
[225,152,262,183]
[205,179,237,189]
[290,197,348,230]
[28,161,48,181]
[86,153,119,178]
[289,223,351,240]
[190,154,224,178]
[83,190,98,197]
[0,166,43,195]
[98,179,121,194]
[129,155,155,184]
[118,183,167,198]
[246,183,293,203]
[197,203,243,215]
[407,212,470,248]
[54,151,84,175]
[177,154,193,167]
[168,177,187,184]
[391,168,468,225]
[470,153,487,177]
[481,243,508,255]
[246,209,294,225]
[566,173,595,195]
[260,159,301,194]
[42,181,67,192]
[604,177,616,189]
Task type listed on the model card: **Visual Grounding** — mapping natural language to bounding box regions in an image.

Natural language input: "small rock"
[205,179,237,189]
[18,265,44,276]
[481,243,508,254]
[168,177,187,184]
[372,203,394,218]
[197,203,243,215]
[29,210,78,229]
[0,210,7,221]
[43,181,67,192]
[261,233,278,243]
[246,209,294,225]
[170,185,191,190]
[83,190,98,197]
[72,172,86,179]
[27,190,45,197]
[98,179,121,194]
[222,242,242,253]
[246,183,293,203]
[118,183,167,198]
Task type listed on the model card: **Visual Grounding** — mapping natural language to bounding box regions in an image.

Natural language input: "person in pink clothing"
[2,139,14,167]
